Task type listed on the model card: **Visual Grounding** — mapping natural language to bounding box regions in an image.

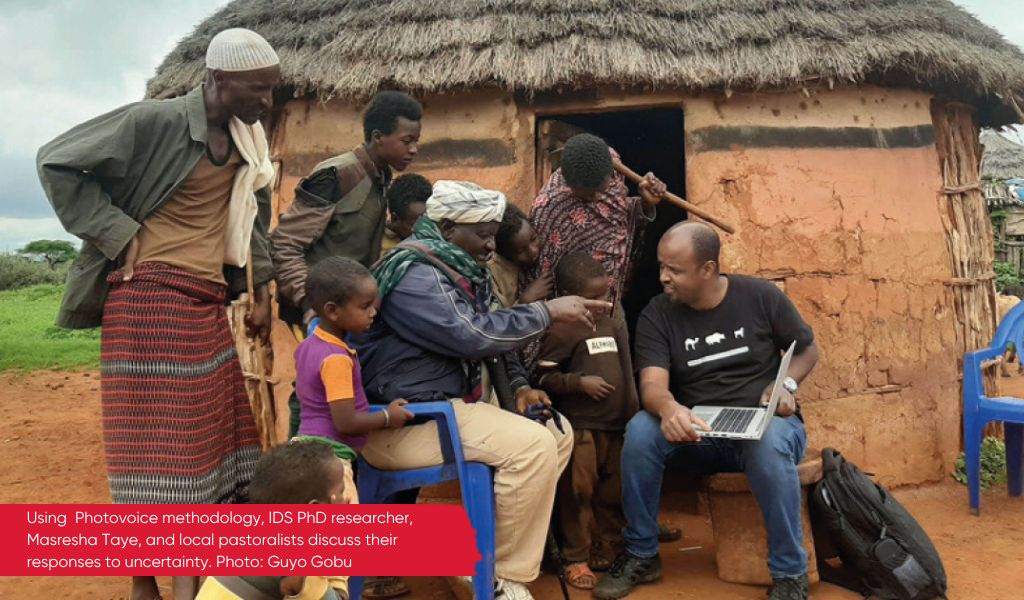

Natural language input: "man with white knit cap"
[38,28,280,600]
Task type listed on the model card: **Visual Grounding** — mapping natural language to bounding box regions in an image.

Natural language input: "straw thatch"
[981,131,1024,181]
[147,0,1024,126]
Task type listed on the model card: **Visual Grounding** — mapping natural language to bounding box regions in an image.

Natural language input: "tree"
[19,240,79,270]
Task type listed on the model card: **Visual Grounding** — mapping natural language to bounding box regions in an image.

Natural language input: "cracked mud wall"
[685,86,960,485]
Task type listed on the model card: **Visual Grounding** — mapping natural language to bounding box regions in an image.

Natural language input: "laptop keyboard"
[709,408,758,434]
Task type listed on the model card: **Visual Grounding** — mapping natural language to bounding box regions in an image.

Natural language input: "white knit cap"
[206,28,279,72]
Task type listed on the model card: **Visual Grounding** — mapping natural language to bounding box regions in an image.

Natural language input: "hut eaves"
[982,131,1024,181]
[147,0,1024,127]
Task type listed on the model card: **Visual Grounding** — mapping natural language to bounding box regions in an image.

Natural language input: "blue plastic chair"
[306,320,495,596]
[963,300,1024,515]
[348,402,496,600]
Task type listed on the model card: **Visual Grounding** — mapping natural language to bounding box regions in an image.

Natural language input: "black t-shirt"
[634,274,815,409]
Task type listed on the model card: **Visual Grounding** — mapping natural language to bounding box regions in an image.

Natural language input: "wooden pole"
[246,254,277,450]
[611,157,736,234]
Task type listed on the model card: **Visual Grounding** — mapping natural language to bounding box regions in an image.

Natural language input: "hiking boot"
[592,552,663,600]
[767,574,809,600]
[494,579,534,600]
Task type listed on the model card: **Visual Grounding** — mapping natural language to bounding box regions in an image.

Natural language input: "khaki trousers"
[362,400,573,582]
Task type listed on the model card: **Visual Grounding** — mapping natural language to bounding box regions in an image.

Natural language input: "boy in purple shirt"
[295,256,417,600]
[295,257,414,451]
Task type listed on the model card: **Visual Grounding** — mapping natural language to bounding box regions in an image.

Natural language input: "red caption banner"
[1,505,480,576]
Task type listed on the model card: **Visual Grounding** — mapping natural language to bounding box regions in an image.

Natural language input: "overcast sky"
[1,0,1022,252]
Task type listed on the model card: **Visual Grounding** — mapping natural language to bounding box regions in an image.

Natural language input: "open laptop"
[690,341,797,440]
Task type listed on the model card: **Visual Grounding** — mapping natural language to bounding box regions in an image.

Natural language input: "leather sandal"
[564,562,597,590]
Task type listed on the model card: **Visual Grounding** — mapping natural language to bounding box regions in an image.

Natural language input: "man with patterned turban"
[353,181,610,600]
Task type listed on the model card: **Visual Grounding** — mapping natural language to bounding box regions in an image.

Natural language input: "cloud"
[0,155,53,219]
[0,218,80,253]
[0,0,229,221]
[0,0,228,157]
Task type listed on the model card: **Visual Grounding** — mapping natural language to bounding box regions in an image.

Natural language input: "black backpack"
[809,448,948,600]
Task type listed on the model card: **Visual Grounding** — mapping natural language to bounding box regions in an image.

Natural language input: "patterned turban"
[425,180,507,224]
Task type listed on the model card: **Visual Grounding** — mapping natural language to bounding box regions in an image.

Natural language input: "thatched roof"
[148,0,1024,126]
[982,131,1024,181]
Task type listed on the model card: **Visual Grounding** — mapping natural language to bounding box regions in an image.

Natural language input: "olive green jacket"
[36,85,275,329]
[269,145,390,324]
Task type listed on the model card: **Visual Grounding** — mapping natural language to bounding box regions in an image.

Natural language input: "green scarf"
[372,217,489,301]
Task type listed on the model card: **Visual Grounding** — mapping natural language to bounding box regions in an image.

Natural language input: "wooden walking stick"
[246,255,277,449]
[611,157,737,234]
[228,252,279,450]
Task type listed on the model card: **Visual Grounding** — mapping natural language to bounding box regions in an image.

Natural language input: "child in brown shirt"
[536,252,639,590]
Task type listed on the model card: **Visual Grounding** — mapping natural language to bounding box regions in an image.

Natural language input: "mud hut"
[150,0,1024,486]
[983,131,1024,184]
[982,132,1024,268]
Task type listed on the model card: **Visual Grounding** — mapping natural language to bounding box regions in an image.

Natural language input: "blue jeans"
[621,410,808,579]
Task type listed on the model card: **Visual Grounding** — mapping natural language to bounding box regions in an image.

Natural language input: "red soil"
[1,369,1022,599]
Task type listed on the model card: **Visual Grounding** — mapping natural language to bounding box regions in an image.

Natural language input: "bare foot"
[172,576,200,600]
[129,576,161,600]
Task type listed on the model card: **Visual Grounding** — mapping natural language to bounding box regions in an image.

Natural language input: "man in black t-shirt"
[594,223,819,600]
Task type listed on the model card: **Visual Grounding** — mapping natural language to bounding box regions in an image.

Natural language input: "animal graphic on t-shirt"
[734,327,745,339]
[685,337,699,351]
[705,332,726,345]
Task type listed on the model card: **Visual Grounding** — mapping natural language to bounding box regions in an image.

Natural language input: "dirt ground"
[1,369,1023,599]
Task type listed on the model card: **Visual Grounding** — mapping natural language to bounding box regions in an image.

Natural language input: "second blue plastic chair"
[963,300,1024,514]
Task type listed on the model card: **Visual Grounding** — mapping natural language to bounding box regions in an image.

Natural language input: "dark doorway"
[535,107,687,347]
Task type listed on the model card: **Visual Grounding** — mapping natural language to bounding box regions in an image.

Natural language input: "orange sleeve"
[320,354,356,402]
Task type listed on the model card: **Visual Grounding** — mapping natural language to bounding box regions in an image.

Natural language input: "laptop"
[690,341,797,440]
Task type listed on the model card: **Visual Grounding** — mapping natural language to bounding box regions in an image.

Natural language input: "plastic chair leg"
[1007,422,1023,498]
[348,576,363,600]
[462,464,496,600]
[350,466,378,600]
[965,414,984,515]
[358,466,384,504]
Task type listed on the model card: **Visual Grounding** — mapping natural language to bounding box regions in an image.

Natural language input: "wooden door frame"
[533,102,686,192]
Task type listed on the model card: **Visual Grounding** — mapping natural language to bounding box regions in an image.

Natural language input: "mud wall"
[267,85,962,485]
[685,86,960,484]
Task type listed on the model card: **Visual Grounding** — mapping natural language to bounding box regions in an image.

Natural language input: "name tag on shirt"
[586,337,618,355]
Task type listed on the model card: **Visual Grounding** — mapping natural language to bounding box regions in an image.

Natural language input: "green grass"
[0,285,100,371]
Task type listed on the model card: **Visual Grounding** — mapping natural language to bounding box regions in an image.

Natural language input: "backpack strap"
[821,447,843,475]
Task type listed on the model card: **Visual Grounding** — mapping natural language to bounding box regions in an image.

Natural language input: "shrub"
[0,253,70,291]
[995,261,1023,293]
[953,436,1008,490]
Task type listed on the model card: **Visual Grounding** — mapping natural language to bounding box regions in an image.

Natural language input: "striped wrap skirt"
[101,262,261,504]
